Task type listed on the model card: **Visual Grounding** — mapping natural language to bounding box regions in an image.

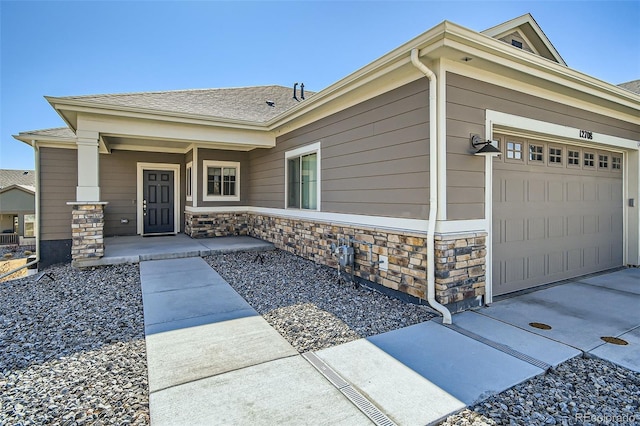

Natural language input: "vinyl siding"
[249,79,431,219]
[100,150,185,236]
[39,147,76,241]
[197,149,249,207]
[446,72,640,220]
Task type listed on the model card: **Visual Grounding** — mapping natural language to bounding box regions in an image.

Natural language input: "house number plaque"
[579,129,593,140]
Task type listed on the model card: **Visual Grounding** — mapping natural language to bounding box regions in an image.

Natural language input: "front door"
[143,170,175,234]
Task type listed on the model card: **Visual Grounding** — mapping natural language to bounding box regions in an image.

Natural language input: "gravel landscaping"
[440,356,640,426]
[205,249,437,353]
[2,248,638,426]
[0,263,148,425]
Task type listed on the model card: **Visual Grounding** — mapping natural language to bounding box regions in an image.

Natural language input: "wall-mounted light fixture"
[471,134,501,156]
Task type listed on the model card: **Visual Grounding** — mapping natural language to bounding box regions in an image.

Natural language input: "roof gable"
[481,13,566,65]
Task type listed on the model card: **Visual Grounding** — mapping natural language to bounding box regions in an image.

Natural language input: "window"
[584,152,595,167]
[202,160,240,201]
[598,155,608,169]
[506,141,522,160]
[549,147,562,164]
[23,214,35,237]
[186,162,193,201]
[529,144,543,162]
[286,142,320,210]
[568,150,580,166]
[612,156,621,170]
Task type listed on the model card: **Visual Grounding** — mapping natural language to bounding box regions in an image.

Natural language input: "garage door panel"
[493,136,623,296]
[527,217,545,240]
[548,216,564,238]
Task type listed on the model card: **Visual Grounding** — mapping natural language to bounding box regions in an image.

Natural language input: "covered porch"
[75,234,274,267]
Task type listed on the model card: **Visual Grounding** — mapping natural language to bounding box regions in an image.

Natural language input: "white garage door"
[492,134,623,296]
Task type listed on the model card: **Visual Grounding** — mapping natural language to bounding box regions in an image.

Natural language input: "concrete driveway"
[476,268,640,373]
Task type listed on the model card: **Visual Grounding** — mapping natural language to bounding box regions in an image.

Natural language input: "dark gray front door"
[143,170,174,234]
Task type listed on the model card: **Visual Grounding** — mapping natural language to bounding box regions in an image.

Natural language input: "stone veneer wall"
[184,211,486,309]
[434,232,487,310]
[68,202,107,265]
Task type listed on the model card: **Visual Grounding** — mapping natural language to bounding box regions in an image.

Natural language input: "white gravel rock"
[206,249,436,352]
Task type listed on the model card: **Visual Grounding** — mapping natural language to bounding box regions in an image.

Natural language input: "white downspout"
[410,48,452,324]
[0,140,40,281]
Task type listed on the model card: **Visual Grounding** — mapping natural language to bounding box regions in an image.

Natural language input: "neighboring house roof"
[0,169,35,190]
[618,80,640,95]
[52,85,314,123]
[481,13,566,65]
[0,184,35,195]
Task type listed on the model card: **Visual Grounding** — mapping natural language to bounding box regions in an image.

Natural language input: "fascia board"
[444,24,640,111]
[45,97,270,132]
[0,185,35,195]
[12,133,76,147]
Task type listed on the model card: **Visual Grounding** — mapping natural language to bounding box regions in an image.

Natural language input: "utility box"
[339,246,354,268]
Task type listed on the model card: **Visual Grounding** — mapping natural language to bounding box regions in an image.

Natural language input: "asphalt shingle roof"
[58,85,313,123]
[618,80,640,95]
[18,127,75,138]
[0,169,36,189]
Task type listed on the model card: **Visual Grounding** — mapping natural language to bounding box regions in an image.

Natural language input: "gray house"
[0,169,36,245]
[14,14,640,314]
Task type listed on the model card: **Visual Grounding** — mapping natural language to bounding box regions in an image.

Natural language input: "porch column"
[76,129,100,202]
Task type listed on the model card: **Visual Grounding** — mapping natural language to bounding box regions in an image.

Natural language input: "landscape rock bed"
[206,249,437,352]
[440,356,640,426]
[0,263,148,425]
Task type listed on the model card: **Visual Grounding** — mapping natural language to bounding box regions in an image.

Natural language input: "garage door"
[492,134,623,296]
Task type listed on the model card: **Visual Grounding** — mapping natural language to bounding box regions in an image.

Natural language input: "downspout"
[0,141,40,281]
[410,48,452,324]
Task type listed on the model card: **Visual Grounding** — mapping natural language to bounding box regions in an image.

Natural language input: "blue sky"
[1,1,638,170]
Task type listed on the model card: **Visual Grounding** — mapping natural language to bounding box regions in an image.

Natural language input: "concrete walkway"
[138,258,640,425]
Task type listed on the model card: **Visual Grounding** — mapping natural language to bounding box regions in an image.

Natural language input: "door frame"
[484,110,637,304]
[136,162,181,235]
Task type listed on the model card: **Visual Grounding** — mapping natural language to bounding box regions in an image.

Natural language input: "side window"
[285,142,321,210]
[186,161,193,201]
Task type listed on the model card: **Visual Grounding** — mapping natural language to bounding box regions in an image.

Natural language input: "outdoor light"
[471,134,501,156]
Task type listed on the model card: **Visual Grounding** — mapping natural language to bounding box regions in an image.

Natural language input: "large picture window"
[202,160,240,202]
[285,142,320,210]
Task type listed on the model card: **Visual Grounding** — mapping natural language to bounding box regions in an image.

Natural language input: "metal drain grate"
[601,336,628,345]
[303,352,397,426]
[444,323,552,371]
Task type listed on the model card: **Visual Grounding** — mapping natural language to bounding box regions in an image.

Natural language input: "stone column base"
[67,202,108,266]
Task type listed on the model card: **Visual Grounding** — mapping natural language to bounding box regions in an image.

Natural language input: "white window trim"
[284,141,321,211]
[186,161,193,202]
[202,160,240,202]
[23,214,36,237]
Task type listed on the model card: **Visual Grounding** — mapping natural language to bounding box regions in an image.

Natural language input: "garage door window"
[506,141,522,160]
[612,156,621,170]
[584,152,595,168]
[549,147,562,165]
[568,150,580,167]
[598,155,608,169]
[528,144,544,163]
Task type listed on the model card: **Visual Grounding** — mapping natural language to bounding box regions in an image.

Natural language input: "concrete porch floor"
[79,234,274,267]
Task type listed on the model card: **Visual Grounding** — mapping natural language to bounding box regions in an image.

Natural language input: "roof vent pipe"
[410,48,452,325]
[300,83,305,100]
[293,82,299,101]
